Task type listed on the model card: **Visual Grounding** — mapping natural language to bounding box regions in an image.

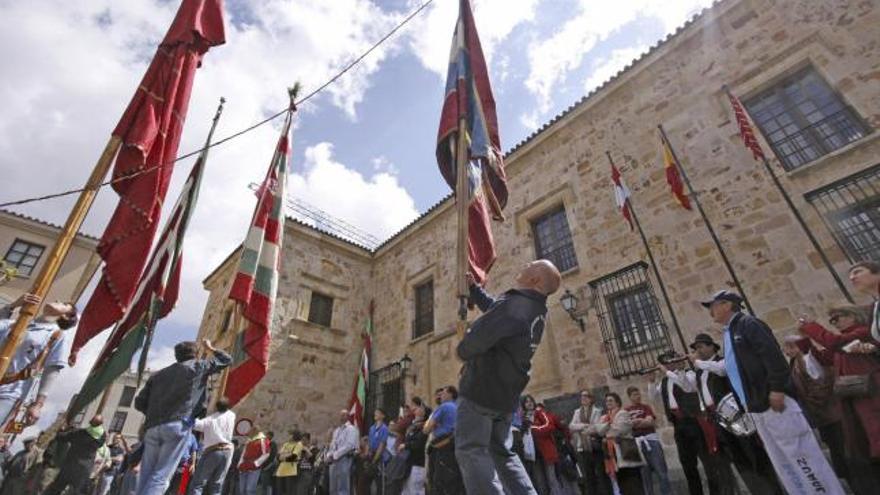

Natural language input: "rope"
[0,0,435,209]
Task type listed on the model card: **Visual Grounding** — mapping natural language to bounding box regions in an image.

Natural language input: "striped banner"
[225,111,292,406]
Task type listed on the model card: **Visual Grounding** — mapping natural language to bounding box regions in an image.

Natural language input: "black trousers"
[718,429,783,495]
[673,419,736,495]
[575,449,612,495]
[42,466,89,495]
[428,442,464,495]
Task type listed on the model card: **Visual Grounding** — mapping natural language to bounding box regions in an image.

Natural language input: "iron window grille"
[412,280,434,339]
[745,66,868,171]
[118,386,136,408]
[589,262,675,378]
[110,411,128,432]
[307,292,334,327]
[532,207,578,272]
[364,361,405,427]
[3,239,45,276]
[805,163,880,263]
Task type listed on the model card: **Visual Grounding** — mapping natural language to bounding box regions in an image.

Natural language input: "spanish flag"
[661,135,692,210]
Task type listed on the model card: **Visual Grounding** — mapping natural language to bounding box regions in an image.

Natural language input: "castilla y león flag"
[436,0,507,284]
[73,0,225,358]
[225,111,293,406]
[609,157,633,231]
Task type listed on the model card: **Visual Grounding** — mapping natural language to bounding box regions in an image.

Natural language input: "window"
[412,280,434,339]
[110,411,127,432]
[745,66,868,170]
[364,362,404,424]
[805,164,880,263]
[308,292,334,327]
[3,239,45,276]
[118,386,136,408]
[589,262,674,378]
[532,207,578,272]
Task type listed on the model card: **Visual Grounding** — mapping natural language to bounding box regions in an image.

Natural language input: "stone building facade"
[198,0,880,461]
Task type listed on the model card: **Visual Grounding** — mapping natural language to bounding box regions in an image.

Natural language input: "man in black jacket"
[43,415,107,495]
[702,290,844,495]
[454,259,561,495]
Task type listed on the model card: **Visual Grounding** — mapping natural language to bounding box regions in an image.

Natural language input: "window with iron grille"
[532,207,578,272]
[308,292,334,327]
[589,262,674,378]
[118,386,136,408]
[110,411,127,432]
[805,163,880,263]
[3,239,45,276]
[365,362,404,426]
[745,66,868,171]
[413,280,434,339]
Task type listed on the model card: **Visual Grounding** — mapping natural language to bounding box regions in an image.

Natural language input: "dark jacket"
[56,427,106,476]
[696,355,733,406]
[457,286,547,412]
[134,349,232,430]
[659,376,701,423]
[726,312,793,413]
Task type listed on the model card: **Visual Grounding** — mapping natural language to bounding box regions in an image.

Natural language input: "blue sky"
[0,0,712,430]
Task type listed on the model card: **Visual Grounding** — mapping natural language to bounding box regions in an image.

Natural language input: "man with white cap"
[702,289,844,495]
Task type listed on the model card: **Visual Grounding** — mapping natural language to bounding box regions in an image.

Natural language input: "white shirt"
[689,357,727,408]
[329,422,359,461]
[194,410,236,448]
[648,370,692,409]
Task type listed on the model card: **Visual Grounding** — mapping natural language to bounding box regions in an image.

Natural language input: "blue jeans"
[238,469,261,495]
[454,396,536,495]
[136,421,190,495]
[639,438,672,495]
[189,448,233,495]
[329,455,352,495]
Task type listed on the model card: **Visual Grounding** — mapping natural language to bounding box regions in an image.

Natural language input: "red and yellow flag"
[661,136,692,210]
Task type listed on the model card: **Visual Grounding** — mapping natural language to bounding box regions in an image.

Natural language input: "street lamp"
[399,354,412,373]
[560,289,586,333]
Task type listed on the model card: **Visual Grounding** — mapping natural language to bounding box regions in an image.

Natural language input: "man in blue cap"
[702,290,844,495]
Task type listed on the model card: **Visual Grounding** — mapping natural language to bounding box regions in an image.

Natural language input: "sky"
[0,0,713,433]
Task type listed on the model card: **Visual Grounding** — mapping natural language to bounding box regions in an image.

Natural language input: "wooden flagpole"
[0,136,122,380]
[607,151,688,352]
[657,124,755,315]
[455,116,470,339]
[722,85,854,304]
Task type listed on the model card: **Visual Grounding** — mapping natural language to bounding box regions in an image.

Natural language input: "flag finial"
[288,83,301,111]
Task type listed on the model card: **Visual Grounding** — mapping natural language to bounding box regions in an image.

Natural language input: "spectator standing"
[296,434,316,495]
[624,387,670,495]
[595,393,644,495]
[401,404,428,495]
[134,339,231,495]
[96,433,128,495]
[259,432,279,495]
[702,289,844,494]
[43,415,107,495]
[531,403,578,495]
[455,260,562,495]
[327,410,359,495]
[0,437,10,487]
[689,334,783,495]
[798,304,880,495]
[276,430,304,495]
[849,261,880,345]
[569,390,610,495]
[367,409,389,491]
[0,436,38,495]
[424,386,464,495]
[517,396,539,490]
[238,426,272,495]
[189,397,237,495]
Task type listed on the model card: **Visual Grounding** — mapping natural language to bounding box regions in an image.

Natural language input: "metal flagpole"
[657,124,755,315]
[607,151,688,352]
[0,136,122,380]
[723,85,854,304]
[455,115,470,339]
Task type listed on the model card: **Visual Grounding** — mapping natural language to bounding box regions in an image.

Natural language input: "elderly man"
[702,289,844,495]
[327,409,359,495]
[0,293,78,428]
[134,339,231,495]
[454,259,561,495]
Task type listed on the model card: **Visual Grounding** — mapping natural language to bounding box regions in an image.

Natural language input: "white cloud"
[290,143,420,240]
[523,0,712,117]
[407,0,539,78]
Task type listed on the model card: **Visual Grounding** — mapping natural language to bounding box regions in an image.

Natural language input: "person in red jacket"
[531,402,577,495]
[237,425,271,495]
[798,304,880,495]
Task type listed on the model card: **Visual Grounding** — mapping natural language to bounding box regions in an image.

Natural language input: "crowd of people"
[0,254,879,494]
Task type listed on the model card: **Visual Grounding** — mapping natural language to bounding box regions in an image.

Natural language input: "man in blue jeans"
[454,260,561,494]
[134,339,231,495]
[625,386,672,495]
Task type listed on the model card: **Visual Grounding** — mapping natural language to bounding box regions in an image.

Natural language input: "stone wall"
[198,0,880,471]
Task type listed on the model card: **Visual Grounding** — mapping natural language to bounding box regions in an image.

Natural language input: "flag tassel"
[0,135,122,383]
[658,124,754,315]
[722,85,853,304]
